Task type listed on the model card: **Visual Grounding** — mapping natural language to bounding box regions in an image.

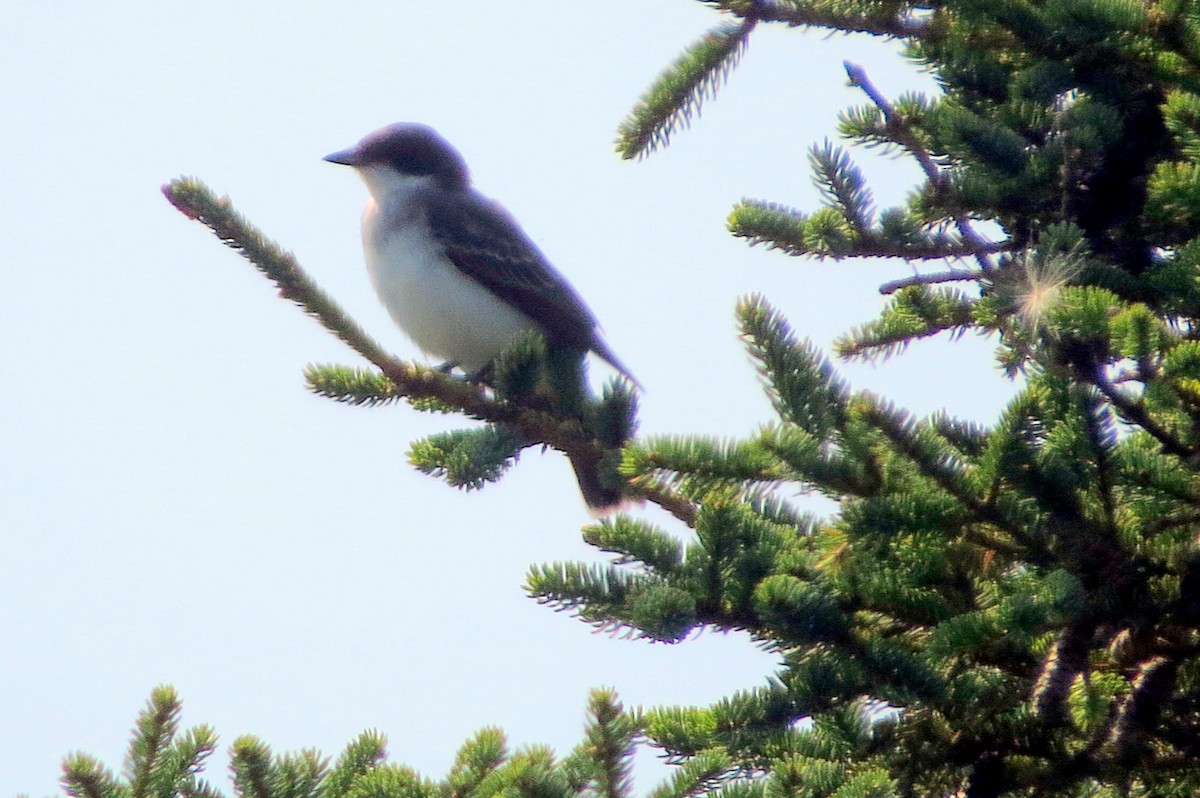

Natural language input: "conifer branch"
[728,199,1008,261]
[126,686,181,797]
[731,0,925,38]
[619,459,701,526]
[1075,386,1120,534]
[1030,622,1093,725]
[738,295,850,437]
[643,482,701,527]
[757,425,877,496]
[843,62,999,272]
[160,178,548,428]
[446,728,507,796]
[63,687,220,798]
[163,178,399,373]
[616,17,757,159]
[835,285,976,362]
[622,436,783,499]
[644,748,734,798]
[810,141,875,238]
[304,365,408,407]
[580,689,639,798]
[585,515,686,573]
[410,426,526,490]
[323,732,388,798]
[878,267,990,294]
[1091,371,1193,459]
[229,738,273,798]
[1143,510,1200,533]
[1106,656,1179,762]
[60,755,119,798]
[857,399,1037,558]
[162,178,689,515]
[526,562,659,631]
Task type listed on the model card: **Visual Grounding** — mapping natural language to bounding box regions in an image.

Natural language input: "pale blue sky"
[2,3,1011,796]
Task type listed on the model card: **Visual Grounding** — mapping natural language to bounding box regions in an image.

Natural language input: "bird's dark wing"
[422,186,599,353]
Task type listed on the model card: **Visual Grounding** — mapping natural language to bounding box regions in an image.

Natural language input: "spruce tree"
[58,0,1200,796]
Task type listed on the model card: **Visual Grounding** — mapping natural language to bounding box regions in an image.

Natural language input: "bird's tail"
[592,339,641,390]
[567,450,625,516]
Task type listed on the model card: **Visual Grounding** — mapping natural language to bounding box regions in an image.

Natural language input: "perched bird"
[324,122,636,510]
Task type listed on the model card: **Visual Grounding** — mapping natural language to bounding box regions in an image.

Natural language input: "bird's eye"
[390,150,438,175]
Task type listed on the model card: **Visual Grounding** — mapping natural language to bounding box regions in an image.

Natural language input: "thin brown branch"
[879,267,989,294]
[844,61,1000,272]
[1091,372,1193,459]
[632,483,698,527]
[853,240,1010,263]
[1144,511,1200,534]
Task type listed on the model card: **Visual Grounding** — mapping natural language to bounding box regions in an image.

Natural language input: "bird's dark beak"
[323,147,360,166]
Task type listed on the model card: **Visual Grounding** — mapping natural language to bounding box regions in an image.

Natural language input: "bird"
[324,122,637,511]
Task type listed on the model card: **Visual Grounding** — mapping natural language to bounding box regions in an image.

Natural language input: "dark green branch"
[616,17,757,159]
[728,0,927,38]
[162,178,694,518]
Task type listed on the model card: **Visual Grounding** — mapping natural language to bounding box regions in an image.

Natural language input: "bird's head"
[324,123,470,194]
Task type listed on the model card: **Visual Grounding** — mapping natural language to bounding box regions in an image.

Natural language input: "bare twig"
[830,239,1009,263]
[844,61,1000,273]
[879,268,989,294]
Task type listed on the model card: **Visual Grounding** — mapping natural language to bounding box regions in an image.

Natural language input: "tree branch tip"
[161,179,201,219]
[161,177,233,222]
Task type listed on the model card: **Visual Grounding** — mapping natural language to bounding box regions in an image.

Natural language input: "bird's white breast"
[359,175,537,372]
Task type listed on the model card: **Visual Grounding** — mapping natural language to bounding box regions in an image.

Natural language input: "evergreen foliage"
[58,687,645,798]
[67,0,1200,795]
[612,0,1200,792]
